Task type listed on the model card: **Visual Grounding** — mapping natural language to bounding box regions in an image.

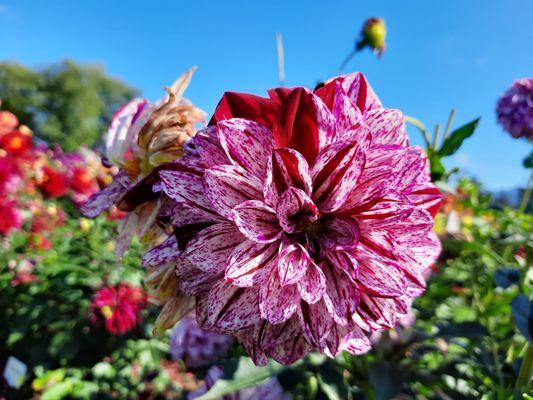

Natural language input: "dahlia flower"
[0,155,21,195]
[89,283,148,335]
[151,71,442,364]
[170,316,232,368]
[37,165,68,198]
[81,68,205,257]
[0,129,33,156]
[187,366,290,400]
[496,77,533,140]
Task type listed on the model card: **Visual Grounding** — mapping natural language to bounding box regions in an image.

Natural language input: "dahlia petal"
[264,147,312,207]
[355,294,398,331]
[184,223,245,275]
[225,241,279,287]
[80,173,130,218]
[276,187,318,233]
[332,81,363,133]
[322,216,360,251]
[311,93,337,149]
[298,300,333,348]
[209,91,279,129]
[311,140,365,212]
[356,245,407,298]
[177,258,220,296]
[365,108,408,147]
[277,242,309,286]
[204,164,263,219]
[341,326,372,355]
[142,235,180,268]
[316,72,381,113]
[322,263,360,325]
[217,118,274,178]
[323,249,360,281]
[273,88,320,164]
[235,326,269,366]
[260,317,312,365]
[259,270,299,324]
[232,200,281,243]
[339,72,382,112]
[159,167,218,219]
[193,127,229,168]
[204,281,260,332]
[297,262,327,304]
[409,182,443,217]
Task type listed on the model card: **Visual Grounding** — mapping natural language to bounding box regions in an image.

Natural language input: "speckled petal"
[217,118,273,179]
[203,281,260,332]
[204,164,263,219]
[259,270,299,324]
[232,200,281,243]
[225,241,279,287]
[263,147,312,207]
[311,140,365,212]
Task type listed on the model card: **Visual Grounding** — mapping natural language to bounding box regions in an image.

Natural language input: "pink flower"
[149,72,442,365]
[170,316,232,368]
[89,283,148,335]
[0,199,23,236]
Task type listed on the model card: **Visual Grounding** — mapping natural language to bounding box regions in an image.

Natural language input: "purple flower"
[170,316,232,368]
[148,72,442,365]
[496,78,533,139]
[187,366,291,400]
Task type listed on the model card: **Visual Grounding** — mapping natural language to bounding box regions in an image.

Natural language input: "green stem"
[432,123,441,151]
[405,116,431,150]
[518,170,533,213]
[515,343,533,398]
[442,109,456,140]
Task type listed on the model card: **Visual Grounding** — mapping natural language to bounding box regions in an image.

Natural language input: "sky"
[1,0,532,190]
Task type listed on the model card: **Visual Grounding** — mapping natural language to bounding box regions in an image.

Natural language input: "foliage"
[0,60,138,151]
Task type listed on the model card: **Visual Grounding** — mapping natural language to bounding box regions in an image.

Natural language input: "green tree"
[0,60,139,151]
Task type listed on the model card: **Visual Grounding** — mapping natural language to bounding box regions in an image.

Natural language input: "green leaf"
[195,357,288,400]
[438,118,480,157]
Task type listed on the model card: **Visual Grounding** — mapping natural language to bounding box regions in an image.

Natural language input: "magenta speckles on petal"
[159,71,441,365]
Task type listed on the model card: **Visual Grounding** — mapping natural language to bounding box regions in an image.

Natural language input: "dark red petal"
[273,88,320,164]
[209,92,279,129]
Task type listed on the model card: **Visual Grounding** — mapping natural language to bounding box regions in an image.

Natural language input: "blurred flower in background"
[357,17,387,57]
[170,316,232,368]
[496,77,533,140]
[89,283,148,335]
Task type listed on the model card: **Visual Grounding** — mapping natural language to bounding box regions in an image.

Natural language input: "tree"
[0,60,139,151]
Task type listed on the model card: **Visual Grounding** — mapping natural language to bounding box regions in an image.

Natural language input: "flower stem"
[442,108,456,140]
[514,343,533,398]
[405,116,431,150]
[518,170,533,213]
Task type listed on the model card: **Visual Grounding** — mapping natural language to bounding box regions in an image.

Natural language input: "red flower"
[0,199,23,236]
[38,166,68,198]
[90,283,148,335]
[70,167,96,195]
[0,130,33,156]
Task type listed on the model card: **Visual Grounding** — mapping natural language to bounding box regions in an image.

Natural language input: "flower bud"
[357,17,387,57]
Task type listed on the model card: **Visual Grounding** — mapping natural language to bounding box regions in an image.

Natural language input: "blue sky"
[1,0,532,190]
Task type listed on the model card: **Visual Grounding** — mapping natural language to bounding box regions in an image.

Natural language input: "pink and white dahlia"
[148,72,442,365]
